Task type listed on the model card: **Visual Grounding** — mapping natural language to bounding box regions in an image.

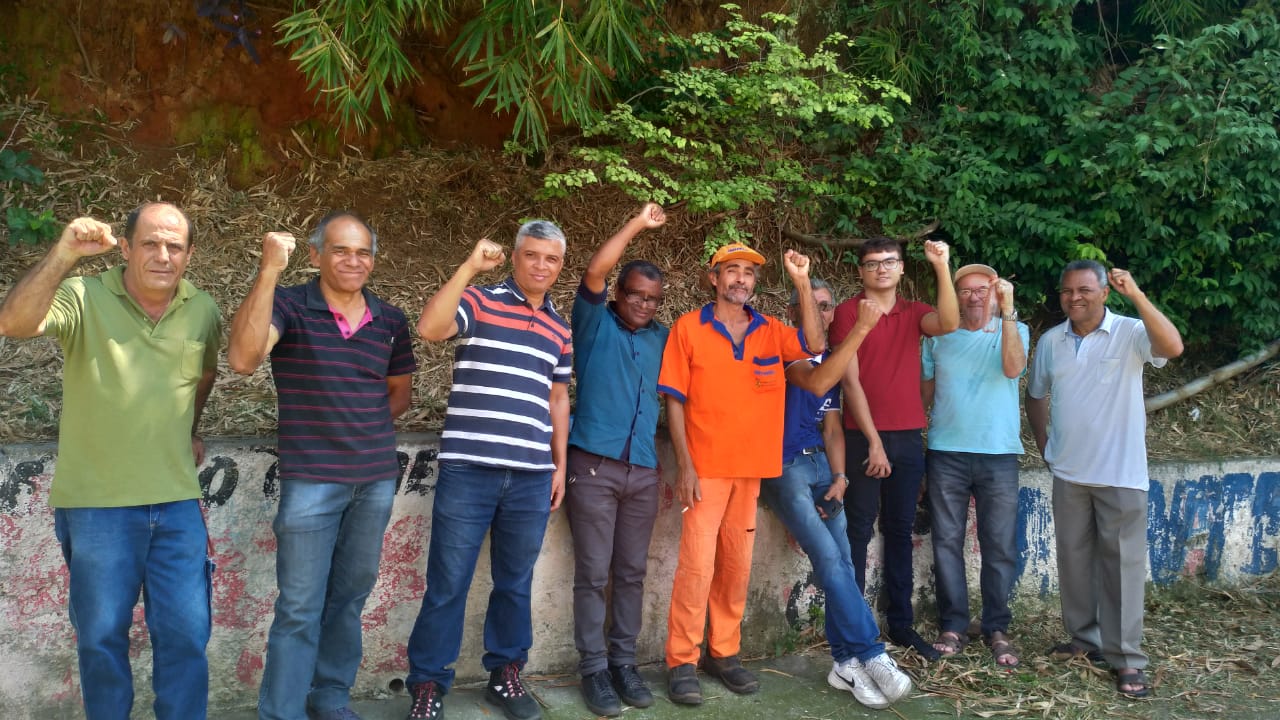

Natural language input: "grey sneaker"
[700,654,759,694]
[667,663,703,705]
[828,658,890,710]
[580,669,621,717]
[308,707,363,720]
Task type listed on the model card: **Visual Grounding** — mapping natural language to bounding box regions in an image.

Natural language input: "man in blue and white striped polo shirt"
[405,222,573,720]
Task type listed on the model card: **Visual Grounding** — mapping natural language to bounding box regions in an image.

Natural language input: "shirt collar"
[502,275,556,312]
[698,301,766,329]
[304,277,381,318]
[1064,308,1115,339]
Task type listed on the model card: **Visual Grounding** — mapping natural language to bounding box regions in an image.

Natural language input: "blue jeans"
[54,501,211,720]
[405,462,552,691]
[761,451,886,663]
[926,451,1020,637]
[258,479,395,720]
[844,429,926,630]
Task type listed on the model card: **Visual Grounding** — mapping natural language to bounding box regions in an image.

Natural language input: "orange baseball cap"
[708,242,766,268]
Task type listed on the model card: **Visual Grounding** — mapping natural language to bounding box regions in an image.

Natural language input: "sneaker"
[405,681,444,720]
[862,653,913,704]
[700,654,759,694]
[308,707,363,720]
[828,658,889,710]
[580,669,621,717]
[485,663,541,720]
[888,625,943,662]
[667,663,703,705]
[610,664,654,708]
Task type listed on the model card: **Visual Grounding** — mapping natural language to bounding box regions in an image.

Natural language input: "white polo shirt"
[1027,309,1166,490]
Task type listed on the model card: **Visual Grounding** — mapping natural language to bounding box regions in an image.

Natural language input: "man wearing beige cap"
[921,263,1028,666]
[657,242,824,704]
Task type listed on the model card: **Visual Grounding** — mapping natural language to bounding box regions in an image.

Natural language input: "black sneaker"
[405,681,444,720]
[667,663,703,705]
[610,664,654,708]
[699,654,759,694]
[580,669,621,717]
[888,626,943,662]
[485,663,541,720]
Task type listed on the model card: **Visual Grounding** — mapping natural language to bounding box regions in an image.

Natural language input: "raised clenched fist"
[467,238,506,274]
[261,232,296,273]
[58,217,118,258]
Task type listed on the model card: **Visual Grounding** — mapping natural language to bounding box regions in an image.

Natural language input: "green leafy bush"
[1,148,56,246]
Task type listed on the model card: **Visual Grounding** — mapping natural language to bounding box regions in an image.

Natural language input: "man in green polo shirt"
[0,203,221,720]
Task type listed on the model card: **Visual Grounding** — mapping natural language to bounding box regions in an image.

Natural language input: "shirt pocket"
[751,355,782,392]
[1097,357,1121,385]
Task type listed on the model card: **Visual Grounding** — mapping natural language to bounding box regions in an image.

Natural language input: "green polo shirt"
[44,266,221,508]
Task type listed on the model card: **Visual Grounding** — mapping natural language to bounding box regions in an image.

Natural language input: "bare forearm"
[193,369,216,434]
[418,265,475,341]
[227,270,281,374]
[0,246,79,338]
[1132,294,1184,359]
[841,375,881,448]
[583,217,647,293]
[933,263,960,333]
[1001,322,1027,378]
[666,397,694,471]
[1026,394,1049,454]
[793,276,826,353]
[550,385,570,472]
[822,416,845,475]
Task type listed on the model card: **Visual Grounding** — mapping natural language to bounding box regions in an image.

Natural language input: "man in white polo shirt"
[1026,259,1183,700]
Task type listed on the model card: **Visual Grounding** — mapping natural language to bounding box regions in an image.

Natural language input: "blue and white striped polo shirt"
[440,277,573,470]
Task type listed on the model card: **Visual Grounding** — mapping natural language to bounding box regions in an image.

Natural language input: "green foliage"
[834,0,1280,352]
[276,0,659,149]
[1,148,56,246]
[542,5,907,251]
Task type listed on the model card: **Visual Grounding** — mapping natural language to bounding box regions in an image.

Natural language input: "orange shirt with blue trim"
[658,303,812,479]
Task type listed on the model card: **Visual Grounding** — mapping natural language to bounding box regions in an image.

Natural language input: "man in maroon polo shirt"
[827,236,958,660]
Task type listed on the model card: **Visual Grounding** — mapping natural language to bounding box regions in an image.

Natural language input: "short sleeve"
[571,280,607,349]
[44,278,84,345]
[914,301,939,337]
[657,316,692,403]
[388,309,418,377]
[1027,334,1051,399]
[454,286,481,340]
[921,337,936,381]
[1131,321,1168,369]
[554,340,573,384]
[776,318,810,363]
[270,288,289,336]
[203,300,222,372]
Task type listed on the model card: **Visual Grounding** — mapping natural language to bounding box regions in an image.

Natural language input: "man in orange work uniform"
[657,243,826,704]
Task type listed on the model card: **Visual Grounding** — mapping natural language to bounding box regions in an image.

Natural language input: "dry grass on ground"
[2,96,1278,463]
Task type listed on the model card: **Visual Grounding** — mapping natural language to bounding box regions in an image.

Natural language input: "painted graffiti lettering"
[1147,472,1279,583]
[0,458,48,513]
[400,448,439,496]
[199,456,240,507]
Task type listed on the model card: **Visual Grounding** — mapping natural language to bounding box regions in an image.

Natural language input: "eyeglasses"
[859,257,902,272]
[958,287,990,299]
[623,289,664,308]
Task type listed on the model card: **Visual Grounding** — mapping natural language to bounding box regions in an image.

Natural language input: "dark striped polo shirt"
[270,279,417,483]
[439,276,573,470]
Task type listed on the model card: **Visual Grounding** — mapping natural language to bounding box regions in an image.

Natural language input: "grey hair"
[308,211,378,254]
[1060,259,1108,288]
[514,220,567,253]
[789,277,833,306]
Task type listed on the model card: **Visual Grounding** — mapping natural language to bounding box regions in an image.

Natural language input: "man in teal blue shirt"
[565,203,667,718]
[921,263,1028,667]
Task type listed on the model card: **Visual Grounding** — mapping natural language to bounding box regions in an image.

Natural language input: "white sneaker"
[863,652,913,704]
[827,658,890,710]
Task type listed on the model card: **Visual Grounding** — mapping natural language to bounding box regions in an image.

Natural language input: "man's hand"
[783,249,811,279]
[994,278,1015,314]
[853,298,884,332]
[261,232,296,274]
[923,240,950,268]
[1108,268,1143,300]
[864,444,892,479]
[57,218,118,258]
[550,468,566,511]
[635,202,667,230]
[192,434,206,467]
[676,465,702,511]
[466,238,506,274]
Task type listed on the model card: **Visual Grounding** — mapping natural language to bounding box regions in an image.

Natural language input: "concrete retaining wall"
[1,435,1276,718]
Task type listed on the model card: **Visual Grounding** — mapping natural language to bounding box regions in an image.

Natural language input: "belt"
[799,446,824,455]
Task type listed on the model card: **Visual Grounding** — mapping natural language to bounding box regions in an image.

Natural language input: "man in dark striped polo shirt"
[227,212,417,720]
[404,222,572,720]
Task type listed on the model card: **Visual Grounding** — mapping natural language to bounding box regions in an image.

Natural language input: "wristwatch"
[832,472,849,484]
[1001,310,1018,322]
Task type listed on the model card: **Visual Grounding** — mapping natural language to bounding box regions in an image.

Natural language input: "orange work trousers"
[665,476,761,667]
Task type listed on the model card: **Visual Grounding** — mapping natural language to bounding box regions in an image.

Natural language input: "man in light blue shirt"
[922,263,1028,667]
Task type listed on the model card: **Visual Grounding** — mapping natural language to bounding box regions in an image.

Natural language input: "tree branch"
[1146,338,1280,413]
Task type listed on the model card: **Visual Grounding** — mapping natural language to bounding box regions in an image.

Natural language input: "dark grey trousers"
[1051,476,1149,670]
[565,447,660,676]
